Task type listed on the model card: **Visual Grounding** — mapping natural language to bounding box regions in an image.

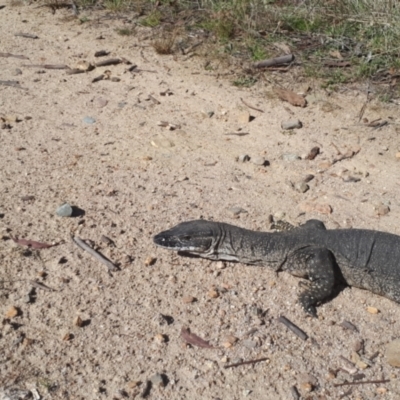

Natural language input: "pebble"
[366,306,379,314]
[13,68,23,76]
[375,203,390,216]
[23,294,31,304]
[237,110,251,124]
[281,119,302,130]
[224,334,238,345]
[243,389,252,396]
[342,174,361,183]
[182,295,196,304]
[294,182,309,193]
[150,373,165,387]
[238,154,250,162]
[281,153,300,162]
[94,97,108,108]
[5,306,19,318]
[396,152,400,159]
[154,333,166,343]
[228,206,247,216]
[242,339,257,349]
[300,202,332,215]
[144,256,157,266]
[83,116,96,124]
[74,316,84,327]
[386,339,400,367]
[151,137,175,148]
[251,156,267,166]
[208,289,219,298]
[304,174,314,182]
[56,203,73,217]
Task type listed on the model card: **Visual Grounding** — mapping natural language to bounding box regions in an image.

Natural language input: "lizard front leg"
[286,247,336,317]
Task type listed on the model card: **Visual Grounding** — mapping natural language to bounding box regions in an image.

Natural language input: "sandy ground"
[2,3,400,399]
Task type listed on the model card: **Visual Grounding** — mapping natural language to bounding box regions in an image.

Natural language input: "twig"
[253,54,294,68]
[22,64,69,69]
[224,357,269,369]
[278,316,308,340]
[0,80,26,90]
[29,280,57,292]
[224,132,249,136]
[73,236,118,273]
[94,58,121,67]
[334,379,390,387]
[14,32,38,39]
[0,52,29,60]
[240,98,264,113]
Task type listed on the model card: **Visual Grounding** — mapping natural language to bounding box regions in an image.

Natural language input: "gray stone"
[56,203,73,217]
[238,154,250,162]
[386,339,400,367]
[228,206,248,216]
[282,153,301,162]
[294,182,309,193]
[150,373,165,387]
[251,156,267,166]
[243,339,258,349]
[83,116,96,124]
[281,120,302,130]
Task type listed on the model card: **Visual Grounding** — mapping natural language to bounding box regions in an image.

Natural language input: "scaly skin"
[154,219,400,316]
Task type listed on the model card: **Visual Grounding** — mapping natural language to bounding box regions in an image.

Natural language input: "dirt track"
[1,3,400,399]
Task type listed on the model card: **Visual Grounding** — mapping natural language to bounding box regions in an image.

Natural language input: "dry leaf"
[329,50,343,59]
[181,327,214,349]
[273,87,307,107]
[11,235,56,249]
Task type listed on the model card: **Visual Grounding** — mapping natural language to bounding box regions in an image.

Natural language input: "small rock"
[13,68,23,76]
[281,119,302,130]
[342,174,361,183]
[317,161,332,170]
[83,116,96,124]
[251,156,267,166]
[182,295,196,304]
[208,289,219,299]
[151,137,175,148]
[281,153,300,162]
[6,306,19,318]
[366,306,379,314]
[144,256,156,266]
[224,334,238,344]
[237,110,251,124]
[62,332,73,341]
[294,182,309,193]
[242,339,257,349]
[23,294,31,304]
[300,382,313,393]
[306,146,320,160]
[56,203,73,217]
[216,261,226,269]
[386,339,400,367]
[94,97,108,108]
[74,316,84,327]
[243,389,252,396]
[377,387,387,395]
[150,373,165,387]
[222,341,233,348]
[300,202,332,215]
[395,152,400,159]
[238,154,250,162]
[375,203,390,216]
[299,373,318,388]
[228,206,247,216]
[154,333,166,343]
[304,174,315,182]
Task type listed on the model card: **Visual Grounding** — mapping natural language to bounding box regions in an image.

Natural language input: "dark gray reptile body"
[153,219,400,316]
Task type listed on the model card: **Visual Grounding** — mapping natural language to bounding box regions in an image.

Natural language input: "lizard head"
[153,220,216,255]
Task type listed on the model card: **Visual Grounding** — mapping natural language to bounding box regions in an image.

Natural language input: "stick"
[73,237,118,272]
[94,58,121,67]
[278,316,308,340]
[240,98,264,113]
[14,33,39,39]
[29,280,57,292]
[224,357,269,369]
[253,54,294,68]
[0,52,29,60]
[22,64,69,69]
[334,379,390,387]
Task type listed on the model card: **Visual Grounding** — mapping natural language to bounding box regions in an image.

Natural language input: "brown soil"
[1,3,400,399]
